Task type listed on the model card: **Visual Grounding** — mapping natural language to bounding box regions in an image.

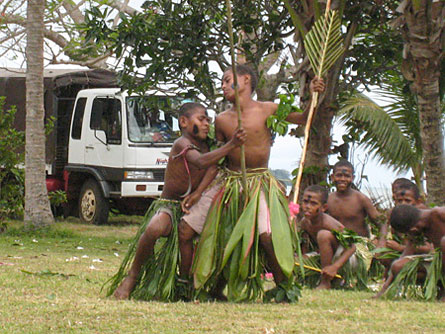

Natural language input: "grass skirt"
[104,199,182,301]
[383,251,444,300]
[296,237,371,290]
[191,169,299,302]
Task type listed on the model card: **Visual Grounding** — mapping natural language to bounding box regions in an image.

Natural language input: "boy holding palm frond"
[183,64,324,302]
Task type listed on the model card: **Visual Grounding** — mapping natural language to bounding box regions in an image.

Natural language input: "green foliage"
[304,10,344,77]
[0,97,25,220]
[81,1,292,107]
[266,94,303,136]
[338,83,422,175]
[332,228,364,248]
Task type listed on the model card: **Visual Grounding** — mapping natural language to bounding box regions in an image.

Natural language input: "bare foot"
[113,276,137,300]
[316,280,331,290]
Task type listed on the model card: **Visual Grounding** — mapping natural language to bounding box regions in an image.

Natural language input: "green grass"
[1,218,444,333]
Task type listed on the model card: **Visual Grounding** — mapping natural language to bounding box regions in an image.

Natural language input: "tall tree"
[394,0,445,205]
[25,0,54,228]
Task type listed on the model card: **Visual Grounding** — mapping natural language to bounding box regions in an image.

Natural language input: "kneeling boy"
[300,185,356,289]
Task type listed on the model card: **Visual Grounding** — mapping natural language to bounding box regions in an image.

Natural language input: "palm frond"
[304,10,344,77]
[338,92,421,172]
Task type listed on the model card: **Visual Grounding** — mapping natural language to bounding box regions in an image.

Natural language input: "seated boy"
[107,102,246,301]
[300,185,356,289]
[375,204,445,300]
[375,179,432,277]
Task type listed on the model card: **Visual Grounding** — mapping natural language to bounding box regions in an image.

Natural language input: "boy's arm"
[181,166,218,213]
[361,193,385,228]
[322,244,356,279]
[285,76,325,125]
[185,126,246,169]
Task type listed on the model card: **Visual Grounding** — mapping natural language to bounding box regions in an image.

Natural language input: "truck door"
[85,97,124,169]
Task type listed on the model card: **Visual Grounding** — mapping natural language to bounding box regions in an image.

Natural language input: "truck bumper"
[121,181,163,197]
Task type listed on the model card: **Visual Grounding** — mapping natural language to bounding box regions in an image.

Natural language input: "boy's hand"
[321,264,339,279]
[309,76,325,93]
[229,127,247,147]
[181,192,202,213]
[386,240,404,252]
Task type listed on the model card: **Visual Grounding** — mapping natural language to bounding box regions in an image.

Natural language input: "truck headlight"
[124,171,154,180]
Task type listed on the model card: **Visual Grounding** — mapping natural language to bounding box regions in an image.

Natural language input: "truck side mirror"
[94,129,107,145]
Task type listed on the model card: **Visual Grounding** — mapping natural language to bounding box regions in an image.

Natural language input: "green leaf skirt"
[191,168,299,302]
[103,199,183,301]
[383,251,445,301]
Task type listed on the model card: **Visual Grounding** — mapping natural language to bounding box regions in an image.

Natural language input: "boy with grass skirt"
[106,102,246,301]
[182,64,325,302]
[298,185,361,290]
[374,179,432,278]
[327,160,386,286]
[374,204,445,301]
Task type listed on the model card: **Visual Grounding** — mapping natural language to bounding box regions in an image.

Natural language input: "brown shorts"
[182,182,271,235]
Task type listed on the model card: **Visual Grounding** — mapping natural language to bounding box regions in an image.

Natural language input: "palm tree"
[25,0,54,228]
[394,0,445,205]
[338,73,425,194]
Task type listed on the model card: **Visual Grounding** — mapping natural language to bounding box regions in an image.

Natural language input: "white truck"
[0,68,180,224]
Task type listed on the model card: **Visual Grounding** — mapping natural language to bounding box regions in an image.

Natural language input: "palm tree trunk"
[25,0,54,228]
[401,1,445,205]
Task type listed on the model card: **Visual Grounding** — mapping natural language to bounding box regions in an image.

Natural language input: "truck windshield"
[126,96,180,143]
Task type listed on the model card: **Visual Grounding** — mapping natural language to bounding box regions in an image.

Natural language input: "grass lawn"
[1,217,444,334]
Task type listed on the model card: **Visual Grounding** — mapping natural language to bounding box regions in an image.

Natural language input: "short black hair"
[178,102,205,130]
[304,185,329,204]
[396,181,420,200]
[225,63,258,93]
[390,204,421,233]
[392,177,412,191]
[333,159,354,173]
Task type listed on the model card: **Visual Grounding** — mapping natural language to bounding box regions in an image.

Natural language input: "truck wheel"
[78,179,109,225]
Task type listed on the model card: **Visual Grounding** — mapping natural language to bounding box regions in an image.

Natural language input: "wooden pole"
[225,0,248,197]
[291,1,332,204]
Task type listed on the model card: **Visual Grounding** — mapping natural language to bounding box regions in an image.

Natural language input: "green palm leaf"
[304,10,344,77]
[338,91,421,172]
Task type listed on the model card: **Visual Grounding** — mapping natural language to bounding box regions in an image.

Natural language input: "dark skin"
[301,190,356,290]
[375,207,445,300]
[327,166,383,238]
[113,107,246,299]
[179,69,325,285]
[375,188,432,278]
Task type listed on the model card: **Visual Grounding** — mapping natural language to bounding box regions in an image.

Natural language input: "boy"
[300,185,356,289]
[375,179,431,278]
[108,102,246,301]
[375,204,445,300]
[327,160,383,238]
[180,64,325,301]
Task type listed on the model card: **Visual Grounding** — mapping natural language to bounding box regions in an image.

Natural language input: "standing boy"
[375,204,445,300]
[181,64,325,302]
[300,185,356,289]
[108,102,246,301]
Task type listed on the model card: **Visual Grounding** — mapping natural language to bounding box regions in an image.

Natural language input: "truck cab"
[65,89,180,224]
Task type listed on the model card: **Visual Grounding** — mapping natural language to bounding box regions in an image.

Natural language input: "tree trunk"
[25,0,54,228]
[401,1,445,205]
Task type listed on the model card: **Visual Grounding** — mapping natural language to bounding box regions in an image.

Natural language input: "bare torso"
[327,189,371,237]
[301,213,344,242]
[215,101,276,170]
[162,137,209,200]
[424,208,445,248]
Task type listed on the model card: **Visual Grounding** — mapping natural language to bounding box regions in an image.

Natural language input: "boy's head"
[178,102,210,140]
[222,64,258,101]
[391,177,412,195]
[302,185,329,220]
[393,181,421,206]
[331,160,354,192]
[390,204,422,234]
